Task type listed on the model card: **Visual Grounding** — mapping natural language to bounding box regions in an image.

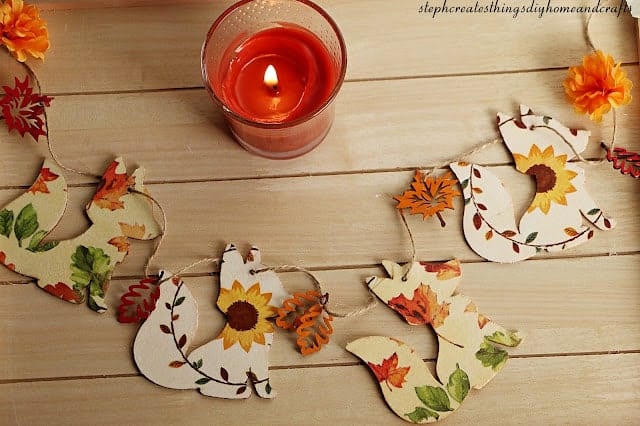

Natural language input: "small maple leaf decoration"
[118,277,161,323]
[367,352,411,391]
[394,170,461,227]
[603,143,640,178]
[388,284,450,328]
[0,76,53,141]
[276,290,334,356]
[27,167,59,194]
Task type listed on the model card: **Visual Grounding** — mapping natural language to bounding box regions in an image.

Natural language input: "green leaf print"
[446,364,470,403]
[26,230,59,253]
[406,406,439,423]
[70,246,112,301]
[195,377,211,385]
[0,209,14,237]
[475,340,509,371]
[415,385,451,412]
[486,330,522,347]
[524,232,538,244]
[14,204,38,247]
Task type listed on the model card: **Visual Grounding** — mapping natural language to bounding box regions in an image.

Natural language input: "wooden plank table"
[1,1,639,424]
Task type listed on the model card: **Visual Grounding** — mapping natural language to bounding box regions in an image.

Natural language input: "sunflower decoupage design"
[450,105,615,263]
[133,244,289,399]
[347,260,522,423]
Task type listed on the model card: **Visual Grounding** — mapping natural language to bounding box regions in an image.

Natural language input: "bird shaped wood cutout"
[133,244,290,399]
[0,158,161,312]
[450,105,615,263]
[347,259,522,423]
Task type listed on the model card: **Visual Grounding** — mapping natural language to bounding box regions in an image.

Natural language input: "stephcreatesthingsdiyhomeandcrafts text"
[418,0,632,19]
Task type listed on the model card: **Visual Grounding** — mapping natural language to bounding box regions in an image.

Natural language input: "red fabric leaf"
[367,352,411,391]
[388,284,450,328]
[117,277,160,323]
[27,167,59,194]
[473,213,482,230]
[0,76,52,141]
[178,334,187,348]
[92,160,135,211]
[605,144,640,178]
[43,282,82,303]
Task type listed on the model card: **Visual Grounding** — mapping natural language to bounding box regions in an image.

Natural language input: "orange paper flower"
[0,0,49,62]
[563,50,632,122]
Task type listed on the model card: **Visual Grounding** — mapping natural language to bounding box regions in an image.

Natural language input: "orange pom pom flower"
[563,50,632,122]
[0,0,49,62]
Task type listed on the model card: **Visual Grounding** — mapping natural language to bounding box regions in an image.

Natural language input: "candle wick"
[272,84,279,93]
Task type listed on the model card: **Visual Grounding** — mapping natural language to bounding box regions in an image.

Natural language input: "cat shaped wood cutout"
[0,158,161,312]
[347,260,522,423]
[133,244,290,399]
[450,105,615,263]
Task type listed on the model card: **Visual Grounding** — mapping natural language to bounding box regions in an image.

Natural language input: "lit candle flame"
[264,64,279,92]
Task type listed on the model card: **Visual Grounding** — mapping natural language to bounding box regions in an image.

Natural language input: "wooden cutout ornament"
[394,170,461,227]
[276,290,334,355]
[0,158,161,312]
[450,105,615,263]
[347,260,522,423]
[133,244,290,399]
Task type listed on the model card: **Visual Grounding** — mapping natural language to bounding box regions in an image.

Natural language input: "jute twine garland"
[16,59,379,317]
[391,11,620,280]
[6,12,618,313]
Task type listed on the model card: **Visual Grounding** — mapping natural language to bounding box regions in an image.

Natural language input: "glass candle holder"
[201,0,347,159]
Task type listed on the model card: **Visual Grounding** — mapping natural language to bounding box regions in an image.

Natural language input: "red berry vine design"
[464,164,596,254]
[160,278,271,394]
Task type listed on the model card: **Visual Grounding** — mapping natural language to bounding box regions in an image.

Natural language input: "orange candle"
[202,0,346,159]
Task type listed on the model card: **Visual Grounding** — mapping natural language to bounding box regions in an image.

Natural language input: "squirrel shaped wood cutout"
[347,260,522,423]
[133,244,290,399]
[0,158,161,312]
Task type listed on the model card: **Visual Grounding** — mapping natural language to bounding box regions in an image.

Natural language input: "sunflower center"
[526,164,557,193]
[227,301,259,331]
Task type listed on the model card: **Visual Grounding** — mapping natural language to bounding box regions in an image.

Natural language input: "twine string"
[398,209,417,281]
[19,60,101,179]
[419,137,502,177]
[127,188,169,278]
[254,264,378,318]
[16,60,172,278]
[531,105,617,165]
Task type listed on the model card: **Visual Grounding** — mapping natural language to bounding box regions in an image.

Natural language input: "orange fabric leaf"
[478,314,491,329]
[276,290,326,330]
[92,161,135,210]
[388,284,450,328]
[108,236,130,253]
[277,290,334,355]
[367,352,411,391]
[420,259,461,281]
[394,170,461,226]
[118,222,146,239]
[296,304,334,356]
[27,167,59,194]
